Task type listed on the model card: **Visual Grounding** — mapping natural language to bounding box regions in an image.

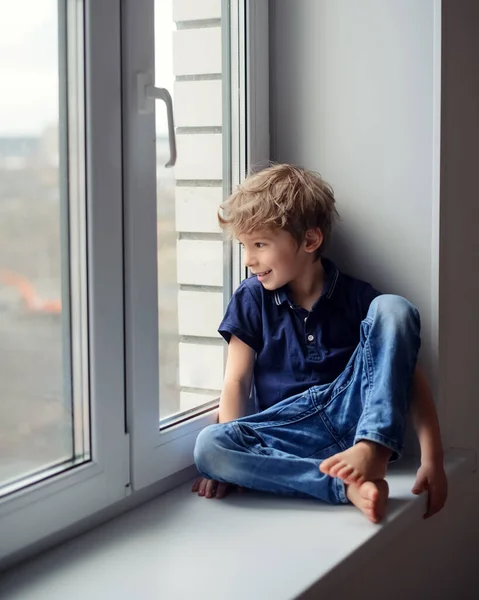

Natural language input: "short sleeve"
[218,280,263,353]
[358,282,382,320]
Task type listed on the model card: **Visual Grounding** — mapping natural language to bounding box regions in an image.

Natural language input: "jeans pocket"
[323,360,357,409]
[320,354,363,445]
[252,390,318,428]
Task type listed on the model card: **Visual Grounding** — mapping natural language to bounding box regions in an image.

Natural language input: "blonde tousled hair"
[218,164,339,257]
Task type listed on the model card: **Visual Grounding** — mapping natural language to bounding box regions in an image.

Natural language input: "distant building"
[0,137,40,170]
[0,126,59,171]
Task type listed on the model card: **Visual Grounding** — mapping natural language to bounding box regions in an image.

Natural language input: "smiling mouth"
[254,270,272,277]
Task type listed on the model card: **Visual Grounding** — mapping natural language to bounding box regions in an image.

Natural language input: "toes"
[364,506,380,523]
[344,469,362,484]
[319,457,336,474]
[361,482,379,502]
[337,465,355,480]
[329,461,347,477]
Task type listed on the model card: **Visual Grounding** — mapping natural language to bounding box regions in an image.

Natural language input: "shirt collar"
[273,257,340,307]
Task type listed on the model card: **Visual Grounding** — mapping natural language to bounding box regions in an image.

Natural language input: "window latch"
[137,72,177,168]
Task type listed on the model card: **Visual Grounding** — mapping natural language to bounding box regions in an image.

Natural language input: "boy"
[192,164,447,523]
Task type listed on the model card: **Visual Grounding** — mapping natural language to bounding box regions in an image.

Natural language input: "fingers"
[197,478,210,497]
[215,482,229,499]
[424,499,438,519]
[412,476,427,495]
[194,478,223,499]
[205,479,217,498]
[411,475,447,519]
[423,487,447,519]
[193,478,244,499]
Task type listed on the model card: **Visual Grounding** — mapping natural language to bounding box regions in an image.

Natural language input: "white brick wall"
[179,342,224,390]
[175,80,222,128]
[175,187,222,233]
[172,8,225,416]
[178,290,223,338]
[176,240,223,286]
[173,0,221,22]
[175,134,222,180]
[173,28,222,77]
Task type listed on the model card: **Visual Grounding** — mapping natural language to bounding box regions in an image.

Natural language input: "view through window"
[0,0,90,495]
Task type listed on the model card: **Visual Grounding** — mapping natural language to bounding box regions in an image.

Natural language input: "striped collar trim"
[273,260,340,306]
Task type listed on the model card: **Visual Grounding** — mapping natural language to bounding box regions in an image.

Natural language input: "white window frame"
[0,0,128,562]
[0,0,270,565]
[123,0,270,491]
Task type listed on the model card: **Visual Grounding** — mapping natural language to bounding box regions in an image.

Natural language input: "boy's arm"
[219,335,255,423]
[410,366,443,463]
[192,335,254,499]
[410,366,448,517]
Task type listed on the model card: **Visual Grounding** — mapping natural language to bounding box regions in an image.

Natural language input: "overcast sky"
[0,0,174,137]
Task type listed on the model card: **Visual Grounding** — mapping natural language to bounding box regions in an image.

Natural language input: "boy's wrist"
[417,422,444,466]
[419,432,444,466]
[421,447,444,466]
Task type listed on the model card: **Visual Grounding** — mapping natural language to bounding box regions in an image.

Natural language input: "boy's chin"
[260,280,279,291]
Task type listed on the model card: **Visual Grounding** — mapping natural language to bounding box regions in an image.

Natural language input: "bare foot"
[346,479,389,523]
[319,441,392,485]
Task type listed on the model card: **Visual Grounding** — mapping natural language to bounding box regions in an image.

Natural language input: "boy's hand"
[192,477,243,499]
[412,461,448,519]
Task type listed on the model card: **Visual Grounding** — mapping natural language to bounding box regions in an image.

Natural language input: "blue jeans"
[194,295,421,505]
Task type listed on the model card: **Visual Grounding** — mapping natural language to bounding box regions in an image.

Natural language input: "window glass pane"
[155,0,226,425]
[0,0,89,496]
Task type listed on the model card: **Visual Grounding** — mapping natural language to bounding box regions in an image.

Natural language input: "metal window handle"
[137,72,177,168]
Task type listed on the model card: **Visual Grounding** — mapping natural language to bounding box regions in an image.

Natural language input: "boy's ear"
[303,228,323,254]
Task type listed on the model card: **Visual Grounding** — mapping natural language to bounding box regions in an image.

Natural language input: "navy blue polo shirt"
[218,258,381,411]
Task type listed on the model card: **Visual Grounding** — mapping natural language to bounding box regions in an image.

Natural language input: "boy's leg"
[320,294,421,483]
[194,293,419,507]
[194,388,350,506]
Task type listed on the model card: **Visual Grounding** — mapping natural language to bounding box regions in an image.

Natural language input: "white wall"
[271,0,436,367]
[271,0,439,455]
[270,0,479,596]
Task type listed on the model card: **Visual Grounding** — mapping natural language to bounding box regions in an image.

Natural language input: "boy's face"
[238,228,314,291]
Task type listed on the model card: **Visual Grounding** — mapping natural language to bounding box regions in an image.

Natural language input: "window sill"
[1,449,474,600]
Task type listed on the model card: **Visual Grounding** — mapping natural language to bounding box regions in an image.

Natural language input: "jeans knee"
[194,423,229,479]
[370,294,420,333]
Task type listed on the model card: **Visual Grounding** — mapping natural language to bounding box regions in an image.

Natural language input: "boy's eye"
[238,241,265,249]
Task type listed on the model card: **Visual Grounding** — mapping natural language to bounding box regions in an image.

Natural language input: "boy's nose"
[243,249,256,268]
